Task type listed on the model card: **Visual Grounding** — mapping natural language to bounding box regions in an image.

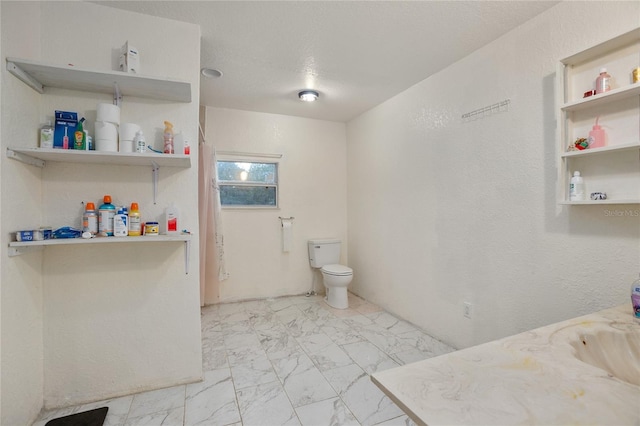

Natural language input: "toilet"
[308,239,353,309]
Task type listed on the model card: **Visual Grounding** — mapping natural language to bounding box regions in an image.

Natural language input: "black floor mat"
[45,407,108,426]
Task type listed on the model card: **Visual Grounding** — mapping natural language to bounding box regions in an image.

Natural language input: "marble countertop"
[371,305,640,425]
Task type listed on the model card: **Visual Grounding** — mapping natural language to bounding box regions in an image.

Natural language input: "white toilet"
[308,239,353,309]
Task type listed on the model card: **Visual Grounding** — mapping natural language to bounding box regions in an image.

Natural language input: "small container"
[133,130,146,153]
[569,171,585,201]
[82,202,98,235]
[144,221,159,236]
[633,67,640,84]
[595,68,611,94]
[40,121,54,148]
[631,274,640,319]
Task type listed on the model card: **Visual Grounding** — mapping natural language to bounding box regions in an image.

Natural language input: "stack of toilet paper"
[95,103,120,152]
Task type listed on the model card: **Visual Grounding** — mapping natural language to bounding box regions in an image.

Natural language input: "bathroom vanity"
[371,305,640,425]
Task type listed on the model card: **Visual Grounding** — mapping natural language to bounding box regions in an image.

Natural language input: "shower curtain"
[198,142,229,306]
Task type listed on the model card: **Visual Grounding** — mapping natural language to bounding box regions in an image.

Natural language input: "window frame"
[217,159,279,209]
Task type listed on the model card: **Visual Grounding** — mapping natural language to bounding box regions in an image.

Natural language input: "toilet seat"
[321,264,353,276]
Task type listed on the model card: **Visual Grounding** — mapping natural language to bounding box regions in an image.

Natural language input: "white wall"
[1,2,45,424]
[204,107,348,302]
[347,1,640,350]
[1,2,203,419]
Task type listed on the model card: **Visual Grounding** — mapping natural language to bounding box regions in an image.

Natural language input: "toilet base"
[325,286,348,309]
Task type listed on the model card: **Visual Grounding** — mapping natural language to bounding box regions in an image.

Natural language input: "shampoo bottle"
[588,117,605,149]
[632,274,640,320]
[569,171,585,201]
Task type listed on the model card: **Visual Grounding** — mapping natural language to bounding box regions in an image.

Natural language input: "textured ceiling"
[96,1,559,122]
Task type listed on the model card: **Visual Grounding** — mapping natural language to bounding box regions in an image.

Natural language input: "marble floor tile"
[357,323,405,355]
[296,332,334,354]
[226,344,269,367]
[203,347,228,371]
[389,348,433,366]
[257,328,302,359]
[224,331,262,349]
[127,385,185,420]
[184,368,241,426]
[321,304,362,318]
[322,364,403,426]
[230,358,278,390]
[394,330,455,357]
[320,318,365,346]
[281,367,337,407]
[341,341,400,374]
[297,302,335,321]
[222,319,253,335]
[308,342,354,372]
[267,298,296,312]
[236,381,300,425]
[365,312,417,335]
[271,352,316,383]
[124,406,184,426]
[283,317,322,338]
[273,305,305,323]
[295,397,360,426]
[354,302,383,315]
[373,415,418,426]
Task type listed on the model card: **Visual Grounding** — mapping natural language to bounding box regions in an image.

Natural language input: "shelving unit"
[557,28,640,205]
[6,56,194,263]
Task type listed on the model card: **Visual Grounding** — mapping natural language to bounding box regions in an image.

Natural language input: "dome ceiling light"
[201,68,223,78]
[298,90,319,102]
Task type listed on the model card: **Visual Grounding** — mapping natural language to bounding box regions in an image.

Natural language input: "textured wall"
[2,1,203,415]
[204,107,348,302]
[347,1,640,350]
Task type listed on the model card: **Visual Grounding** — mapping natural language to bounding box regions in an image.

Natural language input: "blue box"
[54,110,78,149]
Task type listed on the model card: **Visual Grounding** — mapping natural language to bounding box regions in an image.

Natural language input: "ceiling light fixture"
[298,90,319,102]
[201,68,223,78]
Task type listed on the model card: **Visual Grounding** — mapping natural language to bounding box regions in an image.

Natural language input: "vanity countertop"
[371,305,640,425]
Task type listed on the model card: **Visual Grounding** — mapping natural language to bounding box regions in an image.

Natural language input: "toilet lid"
[321,264,353,276]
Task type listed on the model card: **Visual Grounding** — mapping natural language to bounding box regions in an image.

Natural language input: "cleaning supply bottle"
[128,202,142,236]
[133,130,146,153]
[163,121,174,154]
[98,195,116,236]
[569,171,585,201]
[74,117,86,150]
[595,68,611,94]
[632,273,640,320]
[163,203,179,234]
[113,207,128,237]
[40,121,54,148]
[588,116,606,149]
[82,202,98,235]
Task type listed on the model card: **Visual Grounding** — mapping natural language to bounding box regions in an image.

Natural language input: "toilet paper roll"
[119,139,133,153]
[96,103,120,125]
[94,121,118,152]
[119,123,141,143]
[282,221,292,253]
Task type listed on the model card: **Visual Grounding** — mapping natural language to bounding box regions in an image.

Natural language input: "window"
[217,161,278,207]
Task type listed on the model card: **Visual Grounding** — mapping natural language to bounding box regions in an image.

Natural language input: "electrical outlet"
[463,302,472,319]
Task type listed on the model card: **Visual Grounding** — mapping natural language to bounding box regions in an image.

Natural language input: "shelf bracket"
[6,148,45,167]
[152,161,159,204]
[113,82,122,107]
[184,239,191,274]
[6,61,44,93]
[8,245,44,257]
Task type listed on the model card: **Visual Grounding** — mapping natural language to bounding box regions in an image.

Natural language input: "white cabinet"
[557,28,640,205]
[5,57,192,269]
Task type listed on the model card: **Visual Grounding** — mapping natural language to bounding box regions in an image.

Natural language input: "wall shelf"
[560,141,640,158]
[559,199,640,205]
[9,235,192,273]
[6,57,191,103]
[561,83,640,112]
[6,147,191,168]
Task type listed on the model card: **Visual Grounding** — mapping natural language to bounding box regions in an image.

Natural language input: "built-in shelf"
[6,147,191,168]
[9,234,192,273]
[559,199,640,205]
[6,57,191,103]
[560,141,640,158]
[561,83,640,112]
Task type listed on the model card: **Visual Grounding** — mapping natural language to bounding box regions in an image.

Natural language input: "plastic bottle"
[588,116,606,149]
[128,202,142,236]
[569,171,585,201]
[40,121,54,149]
[114,207,128,237]
[631,274,640,320]
[133,130,146,153]
[98,195,116,236]
[74,117,86,150]
[595,68,611,94]
[163,121,174,154]
[63,127,69,149]
[163,203,179,234]
[82,202,98,235]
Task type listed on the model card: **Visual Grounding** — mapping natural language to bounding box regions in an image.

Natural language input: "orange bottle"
[128,202,142,236]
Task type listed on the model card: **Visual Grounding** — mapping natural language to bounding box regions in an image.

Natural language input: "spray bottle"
[163,121,174,154]
[588,116,606,149]
[74,117,86,150]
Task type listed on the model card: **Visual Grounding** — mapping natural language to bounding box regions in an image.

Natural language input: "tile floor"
[34,293,455,426]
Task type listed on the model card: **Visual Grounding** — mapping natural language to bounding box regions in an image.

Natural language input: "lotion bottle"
[569,171,585,201]
[128,202,142,236]
[114,207,128,237]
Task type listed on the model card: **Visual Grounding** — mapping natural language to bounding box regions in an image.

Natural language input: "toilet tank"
[308,239,341,268]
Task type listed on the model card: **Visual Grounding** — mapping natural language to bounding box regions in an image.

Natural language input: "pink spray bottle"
[588,116,605,149]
